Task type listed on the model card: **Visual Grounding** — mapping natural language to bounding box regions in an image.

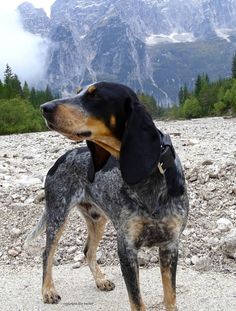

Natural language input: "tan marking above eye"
[110,115,116,127]
[87,85,97,94]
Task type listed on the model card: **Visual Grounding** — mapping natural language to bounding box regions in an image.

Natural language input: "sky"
[0,1,55,85]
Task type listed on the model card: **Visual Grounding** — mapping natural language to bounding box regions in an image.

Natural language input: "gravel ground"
[0,117,235,275]
[1,264,236,311]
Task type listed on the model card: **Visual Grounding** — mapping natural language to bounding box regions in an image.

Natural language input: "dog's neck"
[90,137,121,158]
[126,168,165,211]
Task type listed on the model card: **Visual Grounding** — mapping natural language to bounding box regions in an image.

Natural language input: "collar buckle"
[157,132,176,175]
[157,162,166,175]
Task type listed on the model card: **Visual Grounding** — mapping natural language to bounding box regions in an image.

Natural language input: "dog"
[27,82,189,311]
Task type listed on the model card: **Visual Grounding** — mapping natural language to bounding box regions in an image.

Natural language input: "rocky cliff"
[18,0,236,104]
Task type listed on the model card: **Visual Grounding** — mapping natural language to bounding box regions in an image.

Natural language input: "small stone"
[8,249,19,257]
[185,258,191,265]
[191,255,199,265]
[184,139,199,146]
[189,174,198,182]
[97,251,106,264]
[170,132,181,137]
[184,161,191,170]
[33,190,45,203]
[96,251,102,262]
[150,256,158,263]
[183,228,194,236]
[208,166,220,178]
[198,173,209,184]
[72,262,81,269]
[23,155,34,160]
[97,255,106,265]
[74,252,84,262]
[202,160,213,166]
[207,182,216,192]
[53,258,60,266]
[68,246,77,255]
[216,218,233,232]
[207,237,219,246]
[138,252,149,266]
[194,256,211,271]
[221,228,236,259]
[10,228,21,238]
[15,246,22,253]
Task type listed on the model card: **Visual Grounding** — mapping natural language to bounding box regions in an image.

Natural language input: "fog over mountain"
[18,0,236,104]
[0,7,48,85]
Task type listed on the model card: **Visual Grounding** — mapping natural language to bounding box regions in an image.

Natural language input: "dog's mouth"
[45,120,92,142]
[77,131,92,138]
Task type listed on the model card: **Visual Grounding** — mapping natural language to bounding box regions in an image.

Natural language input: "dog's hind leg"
[159,244,178,311]
[42,202,68,304]
[82,207,115,291]
[117,232,146,311]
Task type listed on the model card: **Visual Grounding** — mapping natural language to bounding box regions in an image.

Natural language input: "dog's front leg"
[117,232,146,311]
[159,244,179,311]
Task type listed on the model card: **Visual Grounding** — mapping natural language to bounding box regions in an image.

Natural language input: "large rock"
[221,228,236,259]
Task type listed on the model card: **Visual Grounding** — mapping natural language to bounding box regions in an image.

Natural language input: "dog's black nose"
[41,102,57,115]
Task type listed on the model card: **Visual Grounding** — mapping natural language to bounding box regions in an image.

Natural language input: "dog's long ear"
[120,103,161,185]
[86,141,111,182]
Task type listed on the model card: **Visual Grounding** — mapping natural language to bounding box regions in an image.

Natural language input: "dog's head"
[41,82,161,184]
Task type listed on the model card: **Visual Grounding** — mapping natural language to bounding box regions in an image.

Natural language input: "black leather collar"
[157,130,176,174]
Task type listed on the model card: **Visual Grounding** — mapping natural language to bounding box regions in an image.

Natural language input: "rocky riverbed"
[0,117,235,274]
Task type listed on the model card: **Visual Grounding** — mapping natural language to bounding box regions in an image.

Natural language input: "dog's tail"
[24,211,47,246]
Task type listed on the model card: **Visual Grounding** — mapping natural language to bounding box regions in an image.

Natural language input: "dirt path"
[1,264,236,311]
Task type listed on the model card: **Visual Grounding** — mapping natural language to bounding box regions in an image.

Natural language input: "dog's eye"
[89,91,97,97]
[88,90,100,99]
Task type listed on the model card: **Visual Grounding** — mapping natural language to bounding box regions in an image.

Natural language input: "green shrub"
[213,101,228,115]
[182,98,202,119]
[0,98,46,135]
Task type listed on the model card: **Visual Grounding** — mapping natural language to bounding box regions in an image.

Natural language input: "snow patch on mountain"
[215,28,232,42]
[146,32,196,45]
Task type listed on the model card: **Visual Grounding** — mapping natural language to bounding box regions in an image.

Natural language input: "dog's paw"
[43,289,61,304]
[96,279,115,291]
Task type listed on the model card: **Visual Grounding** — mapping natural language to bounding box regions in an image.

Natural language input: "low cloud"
[0,8,48,86]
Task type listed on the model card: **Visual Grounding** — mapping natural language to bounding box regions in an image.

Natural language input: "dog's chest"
[126,215,183,248]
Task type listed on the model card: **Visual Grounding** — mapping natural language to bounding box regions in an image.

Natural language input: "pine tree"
[4,64,14,98]
[183,84,189,102]
[22,81,30,99]
[4,64,14,85]
[45,85,53,102]
[11,74,23,98]
[232,53,236,79]
[3,65,22,98]
[205,73,210,84]
[195,75,202,97]
[178,86,184,105]
[0,80,3,99]
[30,87,37,107]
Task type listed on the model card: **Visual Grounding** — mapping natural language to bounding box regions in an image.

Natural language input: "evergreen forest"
[168,53,236,119]
[0,64,54,135]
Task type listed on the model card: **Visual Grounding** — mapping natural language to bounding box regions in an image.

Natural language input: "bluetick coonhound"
[27,82,189,311]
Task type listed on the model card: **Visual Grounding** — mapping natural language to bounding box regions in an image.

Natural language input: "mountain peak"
[17,2,50,36]
[18,0,236,104]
